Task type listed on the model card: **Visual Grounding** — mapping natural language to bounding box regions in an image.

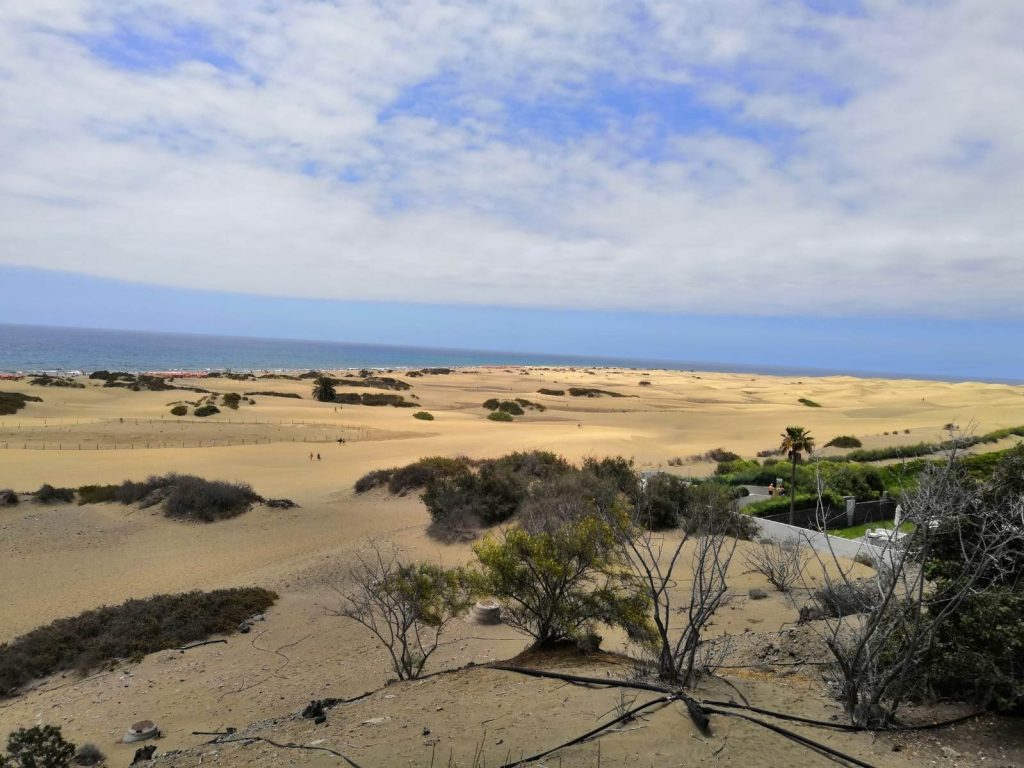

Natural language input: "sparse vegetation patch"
[0,588,277,696]
[244,390,301,399]
[29,375,84,389]
[567,387,628,398]
[798,397,822,407]
[413,411,434,420]
[825,435,863,449]
[0,392,42,415]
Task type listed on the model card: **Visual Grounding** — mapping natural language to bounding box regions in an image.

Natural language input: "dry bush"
[744,539,808,592]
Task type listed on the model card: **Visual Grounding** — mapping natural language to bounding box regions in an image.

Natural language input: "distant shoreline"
[1,322,1020,385]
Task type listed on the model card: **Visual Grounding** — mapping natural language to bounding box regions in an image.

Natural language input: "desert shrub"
[491,450,572,480]
[72,742,105,766]
[3,724,75,768]
[513,398,546,411]
[75,476,260,521]
[638,380,652,386]
[75,485,118,505]
[798,398,822,407]
[497,401,523,415]
[34,485,75,504]
[487,411,514,422]
[473,516,650,647]
[703,448,741,463]
[0,588,277,696]
[354,468,394,494]
[389,456,472,496]
[567,387,626,398]
[518,472,619,534]
[194,404,220,417]
[336,392,415,407]
[637,473,690,529]
[336,376,411,391]
[425,462,528,528]
[744,540,808,592]
[169,404,188,416]
[244,391,301,399]
[0,392,43,416]
[0,490,18,507]
[29,376,84,389]
[222,392,242,410]
[826,435,863,449]
[808,581,878,619]
[413,411,434,420]
[161,475,262,522]
[537,388,565,396]
[582,456,639,498]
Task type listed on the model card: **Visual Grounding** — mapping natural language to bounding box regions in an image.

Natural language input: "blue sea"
[0,323,994,381]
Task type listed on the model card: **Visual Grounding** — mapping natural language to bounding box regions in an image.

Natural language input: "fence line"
[0,433,362,451]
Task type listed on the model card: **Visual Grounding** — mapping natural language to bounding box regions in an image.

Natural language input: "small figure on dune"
[317,453,321,461]
[309,451,313,461]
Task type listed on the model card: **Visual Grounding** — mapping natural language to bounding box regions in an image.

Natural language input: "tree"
[617,486,740,684]
[473,514,650,648]
[311,375,336,403]
[779,426,815,525]
[331,542,473,680]
[798,454,1024,726]
[3,725,75,768]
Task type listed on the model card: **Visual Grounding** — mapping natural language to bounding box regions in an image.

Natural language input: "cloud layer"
[2,1,1022,318]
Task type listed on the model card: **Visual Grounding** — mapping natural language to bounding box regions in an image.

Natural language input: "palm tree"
[779,426,815,526]
[312,375,336,403]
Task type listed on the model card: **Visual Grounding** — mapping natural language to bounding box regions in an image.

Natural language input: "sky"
[1,2,1022,379]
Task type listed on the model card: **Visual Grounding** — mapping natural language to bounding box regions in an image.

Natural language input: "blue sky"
[2,266,1019,381]
[1,2,1022,379]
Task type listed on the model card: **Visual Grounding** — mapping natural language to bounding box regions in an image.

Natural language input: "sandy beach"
[2,367,1023,766]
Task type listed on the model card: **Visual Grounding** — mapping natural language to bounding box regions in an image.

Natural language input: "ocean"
[0,323,995,381]
[0,323,693,374]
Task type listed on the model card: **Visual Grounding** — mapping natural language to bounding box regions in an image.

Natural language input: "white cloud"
[1,0,1022,318]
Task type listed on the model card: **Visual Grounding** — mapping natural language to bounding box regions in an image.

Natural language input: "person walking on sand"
[317,453,321,461]
[309,451,313,461]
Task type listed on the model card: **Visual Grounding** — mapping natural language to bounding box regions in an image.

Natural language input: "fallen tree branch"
[706,708,880,768]
[178,639,228,651]
[499,695,676,767]
[210,735,363,768]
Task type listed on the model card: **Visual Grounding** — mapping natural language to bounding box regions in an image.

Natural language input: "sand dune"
[2,367,1023,766]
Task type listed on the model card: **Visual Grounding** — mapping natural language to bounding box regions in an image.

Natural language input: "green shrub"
[513,398,546,412]
[537,388,565,396]
[29,376,84,389]
[75,475,261,521]
[34,485,75,504]
[3,724,75,768]
[388,456,472,496]
[335,392,415,407]
[162,475,262,522]
[169,404,188,416]
[744,490,843,517]
[354,468,394,494]
[0,588,277,696]
[0,392,43,416]
[497,401,524,415]
[413,411,434,420]
[194,404,220,417]
[567,387,626,398]
[798,398,821,407]
[473,516,650,647]
[487,411,514,422]
[825,435,862,449]
[75,485,118,505]
[222,392,242,410]
[244,391,301,399]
